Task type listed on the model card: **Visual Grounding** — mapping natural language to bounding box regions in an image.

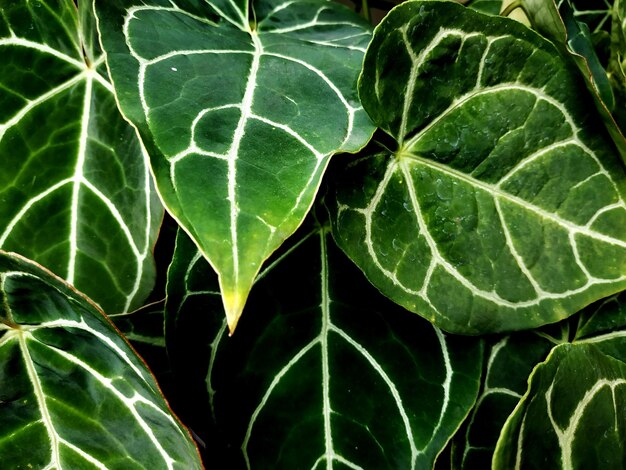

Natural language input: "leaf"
[493,342,626,469]
[94,0,375,332]
[521,0,626,160]
[0,0,162,314]
[165,223,483,468]
[0,251,202,469]
[111,300,166,347]
[328,0,626,334]
[467,0,503,15]
[452,333,553,469]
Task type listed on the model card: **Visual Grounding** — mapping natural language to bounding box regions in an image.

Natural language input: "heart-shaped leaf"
[328,0,626,334]
[493,341,626,469]
[0,0,162,314]
[0,251,201,468]
[95,0,375,332]
[165,224,483,468]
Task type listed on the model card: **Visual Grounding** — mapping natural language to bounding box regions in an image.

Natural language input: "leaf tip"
[223,290,246,335]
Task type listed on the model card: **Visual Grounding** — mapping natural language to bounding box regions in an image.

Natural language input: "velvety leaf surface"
[329,0,626,334]
[452,333,554,469]
[95,0,375,331]
[493,342,626,469]
[165,224,483,468]
[0,251,201,469]
[0,0,162,314]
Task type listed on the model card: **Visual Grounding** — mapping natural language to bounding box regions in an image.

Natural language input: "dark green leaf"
[0,0,162,314]
[521,0,626,159]
[452,333,553,469]
[329,0,626,334]
[0,251,201,468]
[493,342,626,469]
[166,225,483,468]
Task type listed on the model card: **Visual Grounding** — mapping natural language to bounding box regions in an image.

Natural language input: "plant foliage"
[2,0,626,468]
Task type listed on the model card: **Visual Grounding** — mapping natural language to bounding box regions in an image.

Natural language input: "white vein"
[67,71,93,284]
[39,341,177,469]
[243,234,417,468]
[0,32,150,311]
[416,328,452,452]
[545,378,626,469]
[224,31,263,297]
[24,316,152,386]
[17,331,62,469]
[0,36,84,68]
[0,179,73,246]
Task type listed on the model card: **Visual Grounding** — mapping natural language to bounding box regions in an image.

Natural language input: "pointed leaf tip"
[223,289,247,335]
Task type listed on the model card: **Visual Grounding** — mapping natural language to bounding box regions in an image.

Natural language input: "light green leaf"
[0,0,162,314]
[329,0,626,334]
[95,0,375,332]
[166,224,483,468]
[0,251,202,469]
[493,342,626,469]
[521,0,626,159]
[452,334,553,469]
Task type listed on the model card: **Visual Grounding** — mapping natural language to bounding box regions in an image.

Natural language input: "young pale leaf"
[329,0,626,334]
[521,0,626,160]
[94,0,375,332]
[452,334,553,469]
[493,342,626,469]
[0,251,201,469]
[0,0,162,314]
[165,225,483,468]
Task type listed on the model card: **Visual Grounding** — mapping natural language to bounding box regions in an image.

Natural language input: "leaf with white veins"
[165,223,483,468]
[0,251,201,469]
[0,0,162,314]
[329,0,626,334]
[95,0,375,332]
[493,342,626,469]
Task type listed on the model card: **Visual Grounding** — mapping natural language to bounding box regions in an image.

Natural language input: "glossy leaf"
[493,342,626,469]
[521,0,626,159]
[0,0,162,314]
[166,224,483,468]
[452,334,553,469]
[95,0,375,331]
[329,0,626,334]
[0,251,201,468]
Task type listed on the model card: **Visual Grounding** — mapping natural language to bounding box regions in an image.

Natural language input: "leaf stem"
[361,0,371,24]
[501,0,523,18]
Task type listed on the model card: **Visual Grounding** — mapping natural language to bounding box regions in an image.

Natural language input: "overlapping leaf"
[521,0,626,159]
[95,0,375,332]
[493,342,626,468]
[328,0,626,334]
[0,0,162,314]
[0,251,201,468]
[468,0,503,15]
[452,334,553,469]
[165,224,483,468]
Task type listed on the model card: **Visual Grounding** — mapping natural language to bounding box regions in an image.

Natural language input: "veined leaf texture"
[0,0,162,314]
[95,0,375,331]
[329,0,626,334]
